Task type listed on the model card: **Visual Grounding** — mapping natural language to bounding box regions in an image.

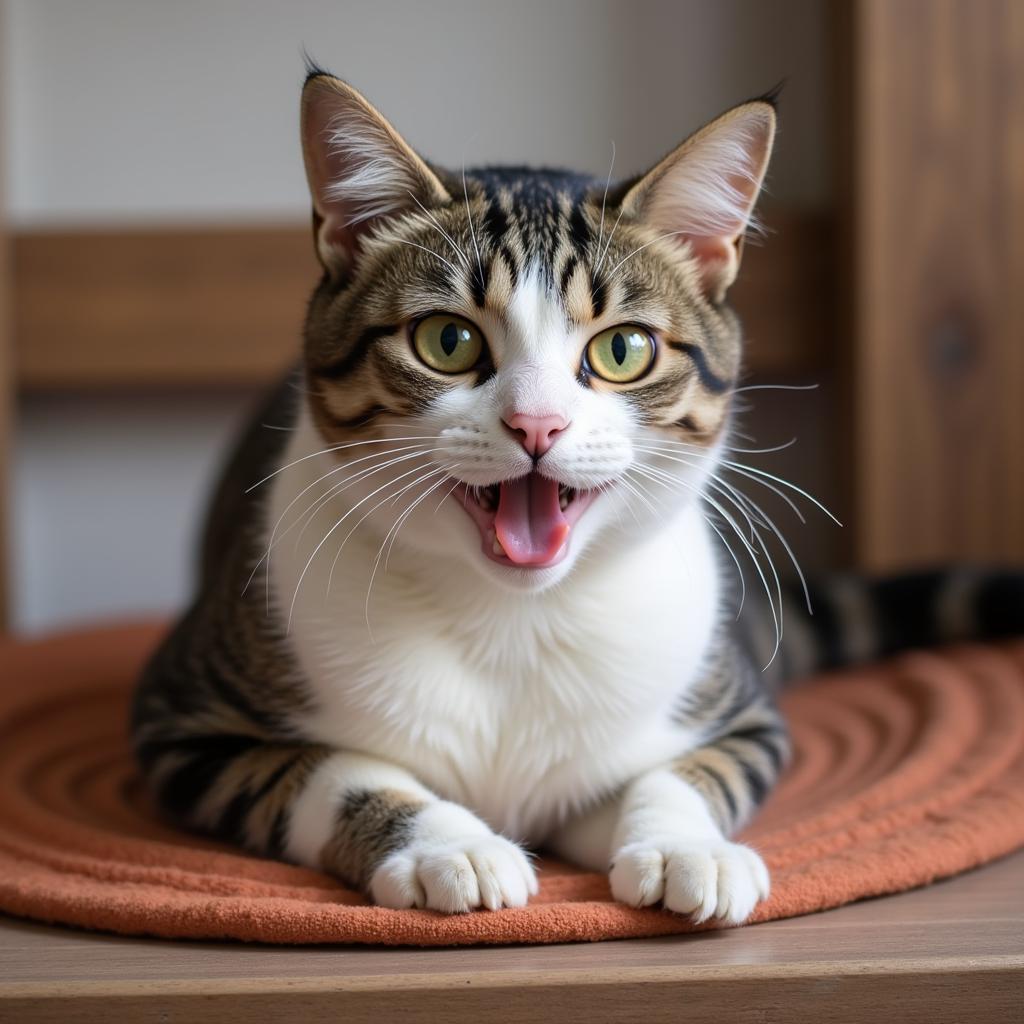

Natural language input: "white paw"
[370,834,538,913]
[609,838,769,925]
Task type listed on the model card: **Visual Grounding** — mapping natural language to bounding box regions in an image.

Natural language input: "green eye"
[412,314,485,374]
[586,325,656,383]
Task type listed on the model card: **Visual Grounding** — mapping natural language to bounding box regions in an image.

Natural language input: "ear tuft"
[300,74,450,276]
[320,101,426,229]
[620,101,776,301]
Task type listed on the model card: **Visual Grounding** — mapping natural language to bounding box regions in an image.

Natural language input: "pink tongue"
[495,473,570,565]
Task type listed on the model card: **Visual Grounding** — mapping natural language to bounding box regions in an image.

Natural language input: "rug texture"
[1,623,1023,946]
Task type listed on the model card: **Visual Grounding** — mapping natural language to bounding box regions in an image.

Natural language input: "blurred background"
[0,0,1020,633]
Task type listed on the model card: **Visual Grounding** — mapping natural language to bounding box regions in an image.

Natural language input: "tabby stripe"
[689,761,739,825]
[153,734,266,818]
[204,657,284,732]
[326,403,395,430]
[470,261,488,308]
[590,271,608,319]
[498,243,519,292]
[976,573,1024,638]
[482,200,509,243]
[217,750,313,846]
[321,789,424,887]
[667,341,732,394]
[568,203,591,251]
[734,754,771,808]
[314,324,400,380]
[559,252,579,299]
[726,724,788,774]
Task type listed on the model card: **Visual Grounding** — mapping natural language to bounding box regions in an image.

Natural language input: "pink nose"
[503,412,569,457]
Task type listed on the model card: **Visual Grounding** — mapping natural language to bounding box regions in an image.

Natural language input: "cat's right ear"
[300,74,451,276]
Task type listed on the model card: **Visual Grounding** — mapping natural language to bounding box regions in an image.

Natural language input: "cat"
[132,66,1023,924]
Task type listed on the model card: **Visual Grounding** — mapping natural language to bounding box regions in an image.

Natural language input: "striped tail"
[758,568,1024,682]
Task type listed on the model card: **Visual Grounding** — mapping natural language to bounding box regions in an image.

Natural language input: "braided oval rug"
[1,623,1023,946]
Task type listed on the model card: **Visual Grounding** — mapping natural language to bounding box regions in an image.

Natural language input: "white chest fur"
[266,423,719,844]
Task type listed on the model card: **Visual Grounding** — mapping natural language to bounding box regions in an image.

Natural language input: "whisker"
[431,476,465,515]
[637,444,806,525]
[462,164,485,291]
[364,468,457,639]
[604,230,685,281]
[733,383,820,394]
[647,435,798,457]
[712,472,812,614]
[634,459,781,665]
[246,435,442,492]
[406,190,469,267]
[595,204,627,276]
[634,462,748,617]
[617,475,658,519]
[325,463,447,598]
[286,458,445,631]
[392,237,461,277]
[385,470,456,570]
[242,442,431,601]
[292,447,449,551]
[719,458,842,525]
[594,139,616,269]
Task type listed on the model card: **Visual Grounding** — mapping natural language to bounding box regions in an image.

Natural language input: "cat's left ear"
[301,73,452,276]
[619,99,776,302]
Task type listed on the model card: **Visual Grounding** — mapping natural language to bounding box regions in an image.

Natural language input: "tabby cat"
[132,68,1023,923]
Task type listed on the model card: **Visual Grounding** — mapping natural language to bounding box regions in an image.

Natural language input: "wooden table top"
[1,850,1022,1023]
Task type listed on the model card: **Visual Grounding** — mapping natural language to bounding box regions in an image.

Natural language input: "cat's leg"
[137,736,536,912]
[550,667,788,924]
[290,750,537,911]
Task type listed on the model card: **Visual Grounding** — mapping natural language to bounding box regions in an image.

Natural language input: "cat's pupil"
[440,322,460,356]
[611,332,627,365]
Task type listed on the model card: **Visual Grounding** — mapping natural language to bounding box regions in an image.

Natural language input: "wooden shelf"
[1,850,1021,1022]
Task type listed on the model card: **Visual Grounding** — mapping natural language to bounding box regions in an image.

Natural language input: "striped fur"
[132,69,1023,925]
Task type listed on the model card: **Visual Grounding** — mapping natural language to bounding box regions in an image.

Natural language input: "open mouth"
[452,472,598,568]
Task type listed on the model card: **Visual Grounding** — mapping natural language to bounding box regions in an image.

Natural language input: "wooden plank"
[0,850,1021,1022]
[0,5,11,628]
[12,225,316,390]
[846,0,1024,570]
[10,208,830,392]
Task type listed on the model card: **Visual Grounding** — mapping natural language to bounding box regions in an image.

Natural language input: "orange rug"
[1,623,1023,946]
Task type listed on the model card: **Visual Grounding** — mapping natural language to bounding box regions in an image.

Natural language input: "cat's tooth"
[492,532,506,556]
[559,490,569,511]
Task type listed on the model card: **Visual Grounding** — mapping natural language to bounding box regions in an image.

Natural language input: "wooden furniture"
[0,3,11,627]
[1,850,1021,1022]
[842,0,1024,570]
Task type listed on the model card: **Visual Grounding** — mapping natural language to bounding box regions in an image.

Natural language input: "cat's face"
[298,73,774,592]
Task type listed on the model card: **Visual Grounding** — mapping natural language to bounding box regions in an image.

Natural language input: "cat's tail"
[765,567,1024,680]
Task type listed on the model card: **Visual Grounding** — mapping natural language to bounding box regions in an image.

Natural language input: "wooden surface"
[0,850,1021,1023]
[11,225,314,390]
[10,207,830,392]
[845,0,1024,570]
[0,3,10,628]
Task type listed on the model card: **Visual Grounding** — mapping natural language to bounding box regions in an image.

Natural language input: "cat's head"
[298,70,774,592]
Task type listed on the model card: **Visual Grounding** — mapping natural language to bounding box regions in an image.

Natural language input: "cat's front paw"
[609,837,769,925]
[370,833,538,913]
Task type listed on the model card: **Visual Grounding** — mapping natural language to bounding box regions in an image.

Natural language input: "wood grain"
[10,207,830,392]
[0,850,1021,1022]
[12,225,315,390]
[0,5,10,629]
[845,0,1024,570]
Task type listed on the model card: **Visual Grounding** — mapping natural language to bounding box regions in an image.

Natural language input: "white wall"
[3,0,828,631]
